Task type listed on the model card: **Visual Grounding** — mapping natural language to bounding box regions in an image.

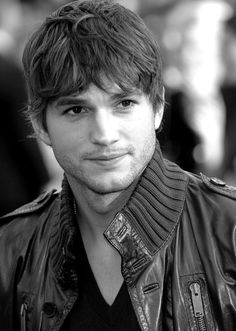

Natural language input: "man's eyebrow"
[110,89,142,101]
[55,96,88,107]
[54,89,142,106]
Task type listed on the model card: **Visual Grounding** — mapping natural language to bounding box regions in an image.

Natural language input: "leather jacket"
[0,143,236,330]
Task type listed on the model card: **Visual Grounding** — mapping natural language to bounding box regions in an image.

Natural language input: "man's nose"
[90,110,119,146]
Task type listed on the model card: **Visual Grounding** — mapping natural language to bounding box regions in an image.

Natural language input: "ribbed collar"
[121,140,188,254]
[50,141,188,290]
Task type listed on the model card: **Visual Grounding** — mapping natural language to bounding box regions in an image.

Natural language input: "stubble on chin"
[64,137,155,212]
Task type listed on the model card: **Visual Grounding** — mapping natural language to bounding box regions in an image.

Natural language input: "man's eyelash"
[63,106,84,114]
[119,99,136,106]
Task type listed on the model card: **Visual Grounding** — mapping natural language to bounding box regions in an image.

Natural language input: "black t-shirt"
[61,230,141,330]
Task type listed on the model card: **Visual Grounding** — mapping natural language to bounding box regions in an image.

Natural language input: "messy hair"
[22,0,164,128]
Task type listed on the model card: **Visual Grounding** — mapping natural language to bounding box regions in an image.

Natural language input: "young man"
[0,1,235,330]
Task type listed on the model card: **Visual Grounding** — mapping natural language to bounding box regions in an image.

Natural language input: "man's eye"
[120,100,133,107]
[65,106,84,115]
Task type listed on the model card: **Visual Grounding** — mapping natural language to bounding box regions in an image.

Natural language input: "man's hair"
[22,0,164,128]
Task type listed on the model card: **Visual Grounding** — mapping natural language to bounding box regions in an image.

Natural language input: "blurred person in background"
[0,0,236,330]
[151,0,230,177]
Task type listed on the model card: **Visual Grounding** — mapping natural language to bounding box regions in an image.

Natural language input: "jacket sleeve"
[0,218,27,330]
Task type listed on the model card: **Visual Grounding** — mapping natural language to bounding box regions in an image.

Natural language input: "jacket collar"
[50,141,188,289]
[104,141,188,285]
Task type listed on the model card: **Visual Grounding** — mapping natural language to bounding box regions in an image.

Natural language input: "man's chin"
[87,183,127,195]
[85,177,132,195]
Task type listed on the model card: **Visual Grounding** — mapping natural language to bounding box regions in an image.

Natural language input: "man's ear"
[154,102,164,130]
[31,118,52,146]
[154,88,165,130]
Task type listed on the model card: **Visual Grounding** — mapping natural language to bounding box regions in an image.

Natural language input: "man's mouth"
[88,153,127,161]
[85,151,128,166]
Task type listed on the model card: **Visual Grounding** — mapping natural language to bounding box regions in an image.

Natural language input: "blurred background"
[1,0,236,216]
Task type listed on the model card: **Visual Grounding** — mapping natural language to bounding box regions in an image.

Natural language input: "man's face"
[40,78,163,194]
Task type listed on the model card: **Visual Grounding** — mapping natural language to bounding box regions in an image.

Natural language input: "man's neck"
[67,177,137,239]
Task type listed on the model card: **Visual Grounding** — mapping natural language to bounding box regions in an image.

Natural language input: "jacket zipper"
[189,282,207,331]
[20,303,27,331]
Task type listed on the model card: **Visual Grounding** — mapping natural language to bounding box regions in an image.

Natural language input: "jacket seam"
[128,286,149,331]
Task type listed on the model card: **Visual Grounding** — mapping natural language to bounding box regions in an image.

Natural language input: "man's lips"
[86,152,127,161]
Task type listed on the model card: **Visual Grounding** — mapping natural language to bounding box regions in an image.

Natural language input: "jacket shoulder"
[200,173,236,199]
[0,189,59,222]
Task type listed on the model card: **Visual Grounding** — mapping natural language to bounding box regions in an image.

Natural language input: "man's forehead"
[79,77,142,95]
[54,80,143,104]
